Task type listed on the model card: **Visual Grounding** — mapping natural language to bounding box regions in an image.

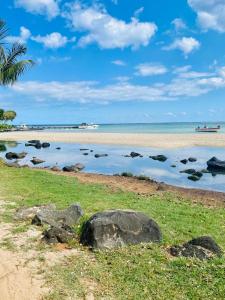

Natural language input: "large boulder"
[32,203,83,227]
[170,236,222,260]
[5,152,27,160]
[80,210,162,249]
[207,157,225,172]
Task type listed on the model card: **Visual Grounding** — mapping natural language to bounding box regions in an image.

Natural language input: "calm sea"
[29,122,225,134]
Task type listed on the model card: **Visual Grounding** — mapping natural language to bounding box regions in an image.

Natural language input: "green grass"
[0,165,224,299]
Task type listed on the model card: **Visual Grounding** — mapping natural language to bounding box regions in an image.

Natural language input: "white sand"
[1,131,225,148]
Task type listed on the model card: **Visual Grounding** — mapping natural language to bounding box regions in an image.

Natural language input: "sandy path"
[1,131,225,148]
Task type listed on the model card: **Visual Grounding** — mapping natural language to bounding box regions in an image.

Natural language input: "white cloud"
[15,0,59,19]
[135,63,168,76]
[163,37,200,56]
[7,66,225,104]
[112,60,126,66]
[188,0,225,32]
[63,3,157,49]
[171,18,187,31]
[134,7,144,18]
[31,32,73,49]
[5,26,31,44]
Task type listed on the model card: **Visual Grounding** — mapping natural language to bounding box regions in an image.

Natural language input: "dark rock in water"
[80,210,162,249]
[130,152,141,158]
[63,164,85,172]
[56,147,61,150]
[171,165,176,168]
[63,165,77,172]
[95,154,108,158]
[180,159,188,164]
[180,169,196,175]
[35,142,42,149]
[188,157,197,162]
[28,140,40,144]
[83,153,89,156]
[124,155,131,158]
[51,166,61,172]
[0,144,7,152]
[201,169,209,174]
[32,203,83,227]
[150,155,167,162]
[5,152,27,160]
[30,157,45,165]
[188,175,200,181]
[42,142,50,148]
[80,148,89,151]
[43,225,75,244]
[193,171,203,178]
[90,150,94,153]
[74,163,85,171]
[207,157,225,172]
[170,236,222,260]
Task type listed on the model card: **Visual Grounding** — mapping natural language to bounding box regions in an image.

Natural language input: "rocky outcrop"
[170,236,222,260]
[5,152,27,160]
[207,157,225,172]
[41,142,50,148]
[80,210,162,249]
[150,155,167,162]
[43,225,75,244]
[32,203,83,227]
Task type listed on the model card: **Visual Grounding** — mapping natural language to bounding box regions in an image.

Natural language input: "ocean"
[29,122,225,134]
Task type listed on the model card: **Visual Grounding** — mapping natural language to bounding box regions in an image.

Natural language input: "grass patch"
[0,165,224,299]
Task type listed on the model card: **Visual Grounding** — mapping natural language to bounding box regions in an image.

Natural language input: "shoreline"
[1,131,225,148]
[48,169,225,208]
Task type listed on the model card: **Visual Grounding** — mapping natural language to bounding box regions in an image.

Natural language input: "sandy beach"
[1,131,225,148]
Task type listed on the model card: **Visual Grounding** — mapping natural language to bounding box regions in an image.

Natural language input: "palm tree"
[0,20,34,86]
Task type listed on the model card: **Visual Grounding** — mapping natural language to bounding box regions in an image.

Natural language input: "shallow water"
[1,140,225,193]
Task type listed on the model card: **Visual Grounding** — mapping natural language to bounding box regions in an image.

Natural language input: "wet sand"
[1,131,225,148]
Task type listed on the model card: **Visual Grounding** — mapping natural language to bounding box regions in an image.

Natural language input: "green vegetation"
[0,20,34,86]
[0,165,224,299]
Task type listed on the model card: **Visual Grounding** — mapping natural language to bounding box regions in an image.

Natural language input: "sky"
[1,0,225,124]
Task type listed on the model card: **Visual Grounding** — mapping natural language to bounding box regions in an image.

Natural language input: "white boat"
[78,123,99,129]
[195,125,221,133]
[18,124,29,131]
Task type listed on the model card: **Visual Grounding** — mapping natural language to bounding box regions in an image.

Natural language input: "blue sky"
[1,0,225,124]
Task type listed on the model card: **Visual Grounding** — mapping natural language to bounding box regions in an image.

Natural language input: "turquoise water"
[31,122,225,134]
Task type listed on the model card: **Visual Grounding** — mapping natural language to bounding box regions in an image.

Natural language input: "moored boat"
[195,125,221,133]
[78,123,99,129]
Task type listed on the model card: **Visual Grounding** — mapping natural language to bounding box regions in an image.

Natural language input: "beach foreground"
[1,131,225,148]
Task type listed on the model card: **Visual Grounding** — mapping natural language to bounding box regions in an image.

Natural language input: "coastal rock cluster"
[15,204,222,260]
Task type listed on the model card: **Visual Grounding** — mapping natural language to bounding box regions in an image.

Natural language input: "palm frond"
[0,20,8,44]
[0,59,34,85]
[6,43,27,66]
